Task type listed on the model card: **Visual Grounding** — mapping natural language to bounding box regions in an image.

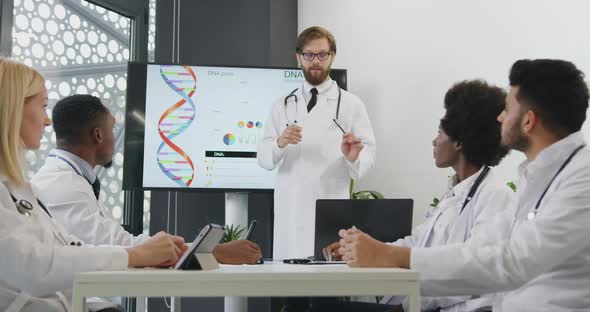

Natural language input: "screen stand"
[194,253,220,270]
[224,192,248,312]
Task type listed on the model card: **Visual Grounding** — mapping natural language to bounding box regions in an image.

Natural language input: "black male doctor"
[257,27,376,259]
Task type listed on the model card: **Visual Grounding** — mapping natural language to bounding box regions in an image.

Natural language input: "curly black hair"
[440,80,509,167]
[509,59,589,137]
[52,94,109,146]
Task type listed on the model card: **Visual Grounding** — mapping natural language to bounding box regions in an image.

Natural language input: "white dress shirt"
[411,131,590,312]
[32,149,150,247]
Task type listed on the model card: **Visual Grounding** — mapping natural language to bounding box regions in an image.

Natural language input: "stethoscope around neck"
[9,192,51,217]
[283,82,342,126]
[525,144,585,221]
[10,193,35,216]
[425,166,491,218]
[8,191,82,246]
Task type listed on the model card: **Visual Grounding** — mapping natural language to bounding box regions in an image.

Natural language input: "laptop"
[314,199,413,260]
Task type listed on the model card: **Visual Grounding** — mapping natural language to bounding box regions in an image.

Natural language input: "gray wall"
[150,1,297,311]
[155,0,297,67]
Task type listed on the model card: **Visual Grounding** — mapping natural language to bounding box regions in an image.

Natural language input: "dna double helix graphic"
[157,65,196,187]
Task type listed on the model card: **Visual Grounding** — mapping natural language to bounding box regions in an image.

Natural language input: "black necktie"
[91,177,101,200]
[307,88,318,112]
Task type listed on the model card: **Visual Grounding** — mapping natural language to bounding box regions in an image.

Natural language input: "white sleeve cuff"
[410,247,431,270]
[92,246,129,270]
[272,139,287,160]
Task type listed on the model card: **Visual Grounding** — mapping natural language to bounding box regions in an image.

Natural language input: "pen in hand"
[333,119,345,133]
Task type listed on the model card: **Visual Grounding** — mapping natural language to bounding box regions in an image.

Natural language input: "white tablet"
[175,223,225,270]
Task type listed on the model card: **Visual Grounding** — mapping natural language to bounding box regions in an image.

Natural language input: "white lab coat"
[385,168,515,311]
[411,131,590,312]
[257,78,376,259]
[0,178,128,312]
[32,150,150,246]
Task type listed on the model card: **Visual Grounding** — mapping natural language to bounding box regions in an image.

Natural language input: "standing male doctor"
[257,26,376,259]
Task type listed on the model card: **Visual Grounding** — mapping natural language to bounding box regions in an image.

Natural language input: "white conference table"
[72,262,420,312]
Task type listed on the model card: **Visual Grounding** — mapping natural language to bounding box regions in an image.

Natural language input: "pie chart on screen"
[223,133,235,145]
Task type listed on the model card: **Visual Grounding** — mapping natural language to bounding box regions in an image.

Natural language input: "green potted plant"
[349,178,384,199]
[222,224,245,243]
[507,181,517,192]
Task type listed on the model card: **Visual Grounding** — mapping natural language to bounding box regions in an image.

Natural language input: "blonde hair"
[0,58,45,184]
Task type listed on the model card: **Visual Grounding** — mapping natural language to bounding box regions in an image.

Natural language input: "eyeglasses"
[300,51,332,61]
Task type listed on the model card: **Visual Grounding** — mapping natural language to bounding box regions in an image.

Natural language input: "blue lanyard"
[48,154,83,177]
[48,154,99,190]
[48,153,103,206]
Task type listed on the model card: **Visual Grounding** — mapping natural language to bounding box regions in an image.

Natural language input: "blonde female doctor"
[0,58,187,312]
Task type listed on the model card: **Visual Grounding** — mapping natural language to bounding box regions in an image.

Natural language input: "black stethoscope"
[9,192,51,217]
[460,166,491,214]
[426,166,491,218]
[283,82,342,126]
[9,191,83,246]
[525,144,585,221]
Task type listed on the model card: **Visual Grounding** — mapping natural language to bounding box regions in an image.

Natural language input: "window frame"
[0,0,149,237]
[85,0,149,240]
[0,0,14,56]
